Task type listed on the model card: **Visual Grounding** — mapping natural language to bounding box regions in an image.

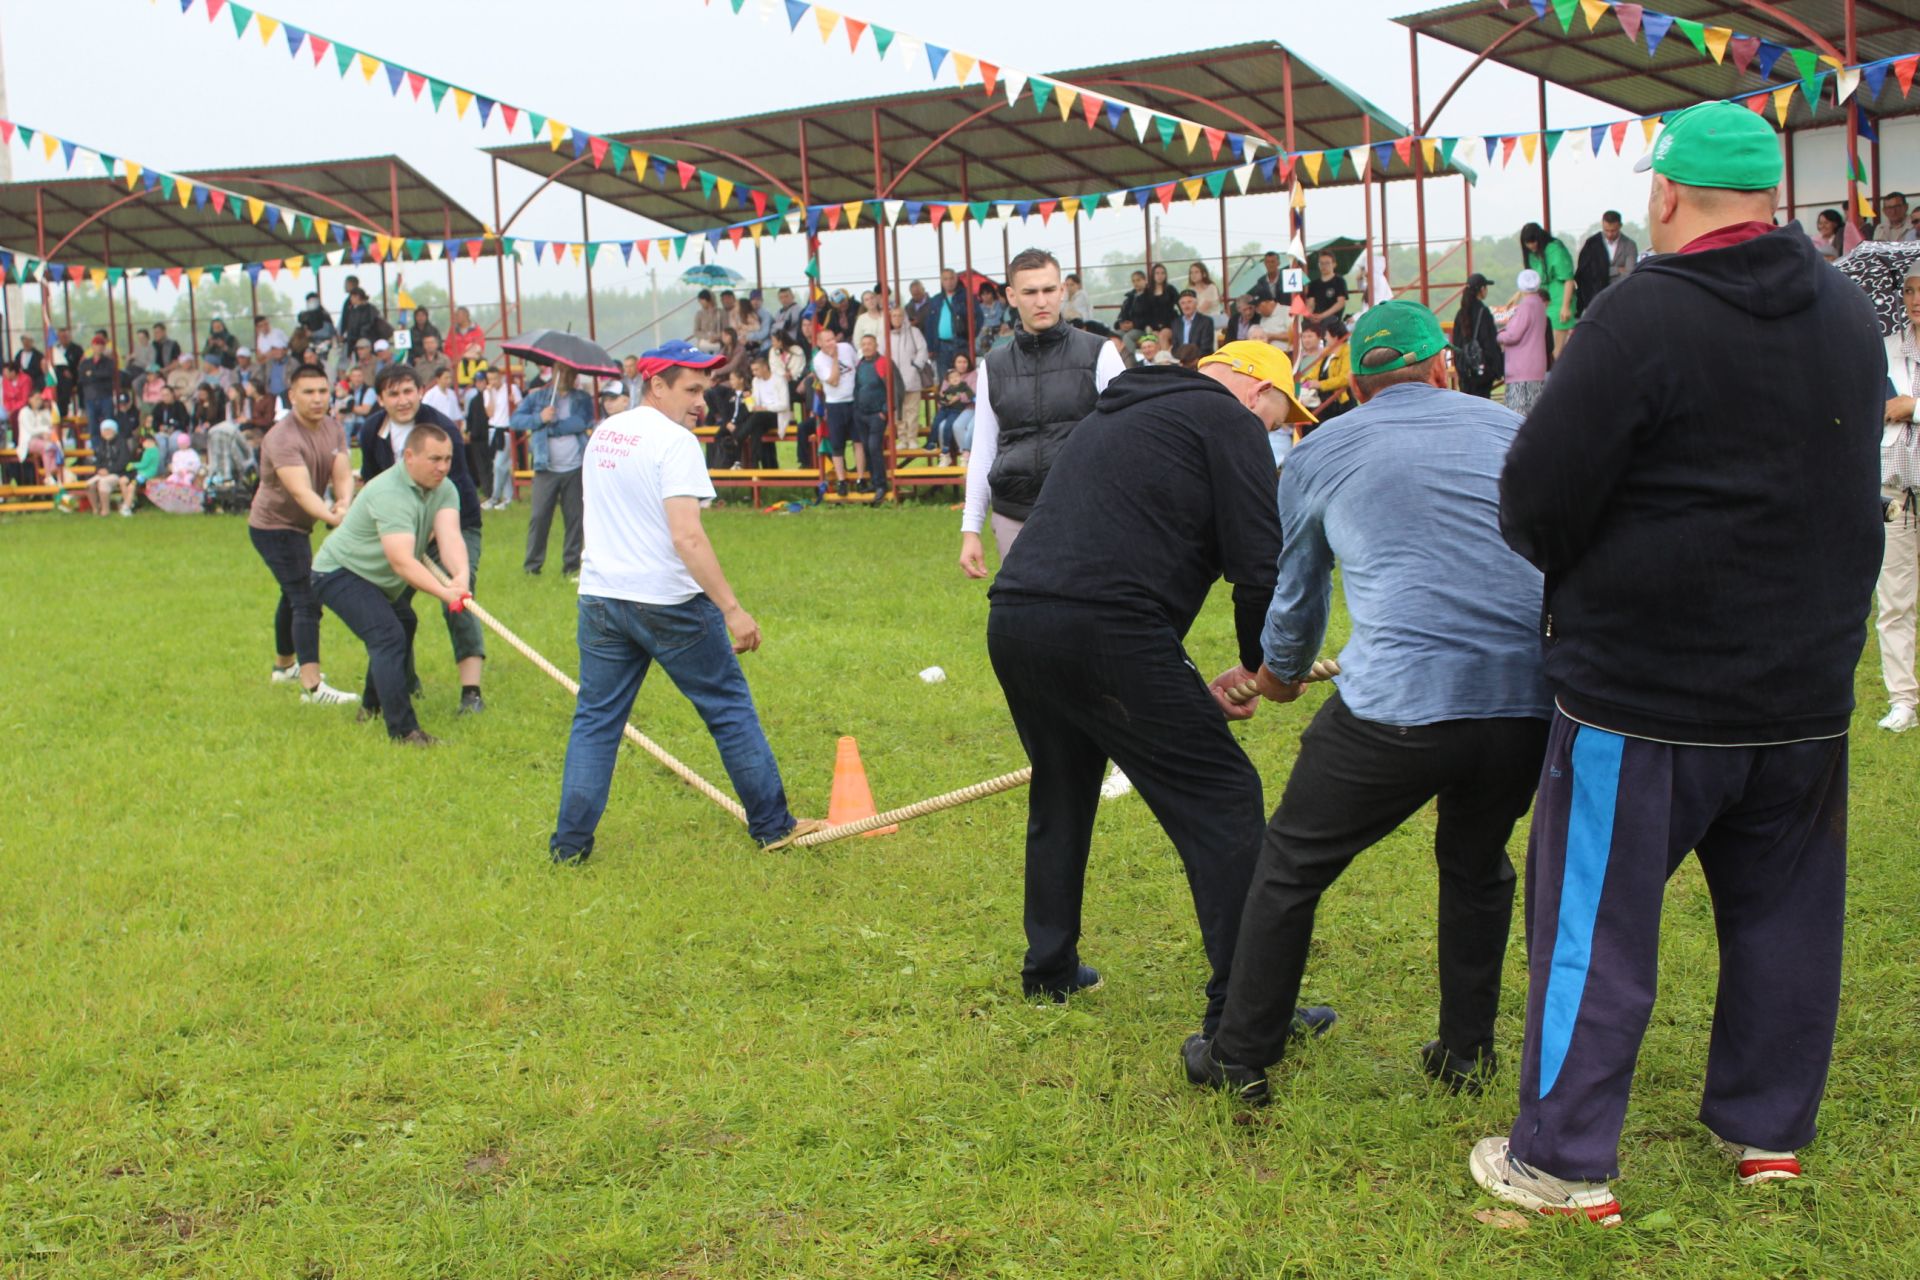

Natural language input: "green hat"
[1634,101,1782,191]
[1350,299,1449,374]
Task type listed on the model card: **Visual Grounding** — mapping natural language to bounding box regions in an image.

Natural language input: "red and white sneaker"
[1471,1137,1623,1226]
[1714,1135,1802,1185]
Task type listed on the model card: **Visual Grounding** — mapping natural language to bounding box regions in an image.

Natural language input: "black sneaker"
[1182,1034,1271,1106]
[836,480,849,499]
[392,729,439,747]
[855,478,872,493]
[1420,1039,1498,1095]
[551,846,590,866]
[1024,963,1103,1004]
[1293,1005,1339,1040]
[458,689,486,715]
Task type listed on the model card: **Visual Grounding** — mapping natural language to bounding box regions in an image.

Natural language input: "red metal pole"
[1410,29,1430,307]
[492,157,513,379]
[1142,204,1153,277]
[122,276,134,357]
[34,187,52,359]
[872,106,894,499]
[1074,215,1085,283]
[1537,76,1553,234]
[188,278,199,362]
[1844,0,1860,230]
[104,228,122,399]
[443,205,456,318]
[1463,176,1474,280]
[961,156,976,358]
[581,190,597,341]
[1217,196,1228,309]
[1362,115,1375,305]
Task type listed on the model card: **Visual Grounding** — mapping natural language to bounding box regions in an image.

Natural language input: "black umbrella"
[1835,241,1920,336]
[500,329,622,377]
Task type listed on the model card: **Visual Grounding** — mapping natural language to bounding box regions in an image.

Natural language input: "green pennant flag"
[210,265,225,283]
[968,201,991,224]
[1325,148,1346,179]
[609,142,630,173]
[772,193,793,217]
[229,3,253,37]
[585,242,600,267]
[1032,80,1054,115]
[730,0,747,11]
[1672,18,1708,56]
[1551,0,1578,31]
[98,153,115,175]
[698,170,717,200]
[1544,129,1565,158]
[804,254,821,280]
[528,112,547,139]
[14,258,34,283]
[672,235,688,260]
[295,215,312,239]
[867,200,884,222]
[159,175,177,200]
[306,254,326,270]
[231,197,245,221]
[334,42,356,76]
[501,238,516,256]
[16,126,32,147]
[1203,171,1226,197]
[871,26,894,58]
[106,267,124,286]
[405,239,424,259]
[1154,116,1177,148]
[1851,154,1869,183]
[429,80,450,111]
[1439,136,1459,170]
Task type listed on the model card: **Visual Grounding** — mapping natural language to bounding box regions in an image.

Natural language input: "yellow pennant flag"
[257,15,279,45]
[453,89,474,119]
[843,201,864,229]
[1182,177,1204,201]
[1702,27,1732,64]
[570,244,583,264]
[1302,151,1324,184]
[176,178,194,208]
[1055,85,1078,121]
[715,177,735,208]
[1578,0,1608,28]
[1519,133,1540,164]
[187,267,204,289]
[358,53,380,83]
[953,53,976,85]
[548,119,569,150]
[1179,119,1203,153]
[1858,189,1875,220]
[1772,85,1795,125]
[1421,138,1439,171]
[1290,182,1307,211]
[91,268,107,287]
[1061,197,1081,218]
[813,5,839,41]
[40,133,58,161]
[314,218,331,243]
[749,222,764,242]
[657,239,672,261]
[124,161,142,190]
[1641,117,1661,147]
[246,197,265,224]
[632,152,650,182]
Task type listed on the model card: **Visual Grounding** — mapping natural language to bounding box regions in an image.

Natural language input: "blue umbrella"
[680,263,747,289]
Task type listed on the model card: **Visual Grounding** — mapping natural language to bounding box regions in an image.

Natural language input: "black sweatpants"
[987,601,1265,1033]
[1214,694,1548,1071]
[314,568,420,738]
[249,525,321,667]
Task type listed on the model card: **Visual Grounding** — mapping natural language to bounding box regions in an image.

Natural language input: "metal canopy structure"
[485,41,1444,235]
[186,154,490,243]
[1394,0,1920,128]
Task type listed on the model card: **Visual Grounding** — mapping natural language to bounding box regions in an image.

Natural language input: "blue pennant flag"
[386,64,405,95]
[1643,11,1675,56]
[1856,105,1878,143]
[146,268,163,287]
[1590,124,1607,152]
[783,0,810,32]
[805,207,823,236]
[283,23,305,57]
[1754,40,1786,78]
[193,184,210,208]
[1227,134,1245,162]
[925,44,948,78]
[1861,59,1890,100]
[477,97,495,127]
[245,262,264,284]
[904,201,923,225]
[570,131,588,160]
[620,242,633,264]
[1014,200,1033,219]
[1374,142,1396,171]
[45,262,62,282]
[1103,100,1125,131]
[1257,155,1278,182]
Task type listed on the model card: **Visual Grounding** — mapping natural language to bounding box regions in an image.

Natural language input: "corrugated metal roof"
[487,42,1461,235]
[1395,0,1920,127]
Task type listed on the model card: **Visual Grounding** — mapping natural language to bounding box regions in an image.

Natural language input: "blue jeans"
[84,394,114,449]
[551,594,797,855]
[489,439,514,504]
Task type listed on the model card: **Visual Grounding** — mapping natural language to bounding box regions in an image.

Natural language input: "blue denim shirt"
[510,385,594,472]
[1263,381,1549,726]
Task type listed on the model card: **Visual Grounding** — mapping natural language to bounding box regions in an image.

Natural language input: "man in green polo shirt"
[312,421,472,746]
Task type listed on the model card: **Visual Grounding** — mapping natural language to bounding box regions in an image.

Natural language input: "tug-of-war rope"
[431,561,1335,848]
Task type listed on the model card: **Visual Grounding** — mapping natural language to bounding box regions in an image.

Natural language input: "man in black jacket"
[1171,289,1216,354]
[917,268,981,377]
[84,419,134,516]
[987,341,1320,1033]
[76,333,118,450]
[1451,273,1503,399]
[1469,102,1885,1225]
[359,363,488,715]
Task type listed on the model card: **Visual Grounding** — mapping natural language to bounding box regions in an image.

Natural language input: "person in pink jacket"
[1498,268,1550,416]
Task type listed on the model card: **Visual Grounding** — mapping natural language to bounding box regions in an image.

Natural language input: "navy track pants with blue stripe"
[1508,711,1849,1181]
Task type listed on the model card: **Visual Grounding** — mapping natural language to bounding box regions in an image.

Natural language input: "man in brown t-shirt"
[248,362,360,706]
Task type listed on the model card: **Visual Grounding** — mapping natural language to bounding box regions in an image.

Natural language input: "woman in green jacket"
[1521,222,1579,358]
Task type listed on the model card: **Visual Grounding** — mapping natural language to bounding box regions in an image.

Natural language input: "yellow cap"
[1198,340,1318,425]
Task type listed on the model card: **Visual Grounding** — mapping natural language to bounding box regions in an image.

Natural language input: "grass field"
[2,500,1916,1278]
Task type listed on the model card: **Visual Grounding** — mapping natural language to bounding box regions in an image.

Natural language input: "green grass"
[2,501,1916,1278]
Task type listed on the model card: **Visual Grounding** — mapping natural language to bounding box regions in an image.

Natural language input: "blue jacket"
[917,287,981,349]
[510,384,594,472]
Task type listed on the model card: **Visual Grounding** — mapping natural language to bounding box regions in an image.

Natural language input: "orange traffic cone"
[826,735,897,837]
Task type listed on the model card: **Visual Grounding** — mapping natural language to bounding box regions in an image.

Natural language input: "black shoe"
[1024,963,1103,1004]
[1182,1034,1271,1106]
[856,478,872,493]
[1293,1005,1339,1040]
[836,480,848,499]
[1420,1039,1498,1095]
[551,846,590,866]
[392,729,438,747]
[356,705,380,725]
[458,689,486,715]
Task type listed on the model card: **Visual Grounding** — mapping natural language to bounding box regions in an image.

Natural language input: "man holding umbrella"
[506,332,617,578]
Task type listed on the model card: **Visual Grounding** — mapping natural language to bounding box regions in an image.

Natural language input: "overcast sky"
[0,0,1899,309]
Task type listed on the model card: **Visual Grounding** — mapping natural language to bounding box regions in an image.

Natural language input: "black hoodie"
[989,365,1282,673]
[1499,223,1883,745]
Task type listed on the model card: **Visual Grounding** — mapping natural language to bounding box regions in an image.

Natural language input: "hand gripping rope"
[430,563,1335,849]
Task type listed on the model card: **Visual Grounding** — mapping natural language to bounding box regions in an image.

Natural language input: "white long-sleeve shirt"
[961,338,1127,534]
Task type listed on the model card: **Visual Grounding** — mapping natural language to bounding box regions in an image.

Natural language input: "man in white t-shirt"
[812,323,860,498]
[550,341,819,862]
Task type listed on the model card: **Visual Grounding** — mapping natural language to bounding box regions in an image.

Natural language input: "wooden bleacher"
[0,441,96,512]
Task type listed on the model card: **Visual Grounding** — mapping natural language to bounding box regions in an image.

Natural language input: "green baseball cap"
[1350,300,1449,374]
[1633,101,1782,190]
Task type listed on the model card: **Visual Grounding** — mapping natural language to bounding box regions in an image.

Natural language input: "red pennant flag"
[1393,136,1414,166]
[1289,294,1311,317]
[210,190,228,213]
[264,259,282,280]
[309,35,329,66]
[347,227,362,250]
[1277,154,1296,184]
[1080,92,1103,128]
[929,203,948,227]
[1727,35,1759,73]
[164,267,183,287]
[676,161,696,189]
[727,226,745,247]
[824,204,843,230]
[1613,3,1642,42]
[1896,55,1918,97]
[500,104,519,132]
[0,121,14,144]
[1037,199,1059,224]
[1203,127,1225,159]
[1500,135,1519,165]
[751,189,767,216]
[552,241,567,263]
[588,136,609,168]
[464,240,483,261]
[979,62,999,98]
[635,240,650,263]
[1745,91,1770,116]
[207,0,227,21]
[406,72,426,100]
[843,17,866,50]
[1154,183,1175,211]
[1609,120,1629,152]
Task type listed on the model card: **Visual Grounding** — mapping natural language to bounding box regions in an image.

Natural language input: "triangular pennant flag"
[1181,178,1204,201]
[1375,142,1397,172]
[846,201,868,229]
[1393,136,1414,167]
[59,139,78,169]
[1642,10,1673,55]
[1745,91,1771,117]
[726,226,745,248]
[402,71,425,100]
[1418,137,1437,171]
[1203,127,1226,159]
[1499,135,1518,165]
[38,133,56,161]
[1544,130,1565,158]
[226,2,251,37]
[812,5,838,42]
[585,242,600,267]
[1774,85,1797,124]
[1836,67,1862,104]
[716,178,735,208]
[283,22,304,58]
[1002,70,1028,107]
[245,196,264,223]
[1894,55,1919,97]
[925,43,948,78]
[1325,148,1347,180]
[979,62,999,97]
[1642,116,1661,146]
[586,134,609,169]
[454,88,474,118]
[1440,136,1460,171]
[783,0,810,32]
[1789,47,1819,85]
[883,198,905,225]
[1861,60,1889,100]
[499,104,519,133]
[1153,183,1176,212]
[333,42,356,77]
[1703,26,1733,64]
[969,201,991,224]
[677,160,697,189]
[1179,118,1203,153]
[1154,116,1177,149]
[1727,35,1759,74]
[308,34,329,66]
[844,17,866,50]
[432,80,453,112]
[698,170,717,202]
[1754,41,1786,79]
[144,268,162,288]
[1233,162,1256,193]
[357,52,380,83]
[1551,0,1577,32]
[1104,99,1125,131]
[1609,119,1629,152]
[383,62,405,95]
[1302,152,1324,183]
[1519,133,1540,164]
[1590,123,1607,152]
[187,267,204,288]
[1128,104,1154,142]
[1578,0,1607,29]
[1672,17,1708,57]
[1613,2,1642,42]
[568,244,582,264]
[257,14,278,45]
[175,178,194,208]
[1055,85,1078,122]
[953,53,976,86]
[1032,79,1054,115]
[871,25,894,57]
[1203,171,1227,197]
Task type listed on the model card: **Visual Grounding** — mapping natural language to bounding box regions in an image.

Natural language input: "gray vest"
[984,324,1105,522]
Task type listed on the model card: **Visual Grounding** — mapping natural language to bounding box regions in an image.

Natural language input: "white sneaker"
[1711,1133,1802,1185]
[270,665,301,685]
[1878,704,1917,733]
[1470,1137,1622,1225]
[301,681,360,707]
[1099,766,1134,801]
[480,500,494,511]
[119,504,133,517]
